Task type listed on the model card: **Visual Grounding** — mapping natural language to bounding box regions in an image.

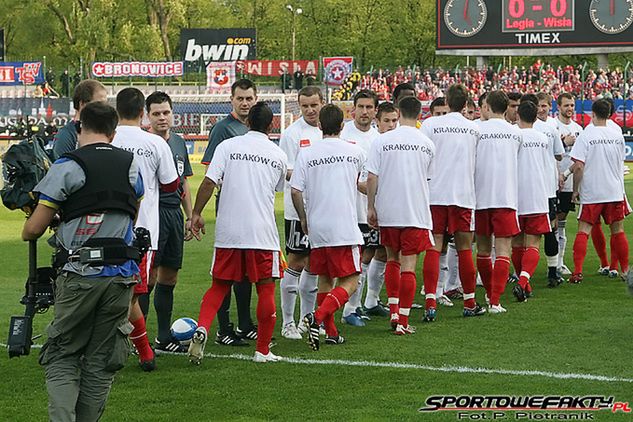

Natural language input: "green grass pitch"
[0,164,632,421]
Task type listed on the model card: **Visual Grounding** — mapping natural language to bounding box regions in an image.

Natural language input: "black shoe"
[139,358,156,372]
[154,338,189,355]
[325,335,345,345]
[547,276,565,288]
[463,303,487,317]
[512,284,527,302]
[303,312,320,351]
[236,325,258,340]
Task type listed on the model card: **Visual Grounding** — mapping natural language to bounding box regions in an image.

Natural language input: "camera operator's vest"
[61,143,137,222]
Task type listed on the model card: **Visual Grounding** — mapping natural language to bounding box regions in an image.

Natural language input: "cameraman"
[22,102,144,422]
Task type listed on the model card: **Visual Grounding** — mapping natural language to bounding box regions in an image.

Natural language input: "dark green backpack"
[1,136,52,213]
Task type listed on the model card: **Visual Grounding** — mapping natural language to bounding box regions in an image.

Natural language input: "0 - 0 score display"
[503,0,574,32]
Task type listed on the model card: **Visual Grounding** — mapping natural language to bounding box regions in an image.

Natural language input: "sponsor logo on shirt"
[589,138,622,146]
[382,143,433,156]
[299,139,311,147]
[307,155,360,168]
[229,152,284,169]
[480,133,521,142]
[432,127,478,136]
[119,146,155,158]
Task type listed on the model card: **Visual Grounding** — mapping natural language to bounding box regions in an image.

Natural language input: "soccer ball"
[170,317,198,345]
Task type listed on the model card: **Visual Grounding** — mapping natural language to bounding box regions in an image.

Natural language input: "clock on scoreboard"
[437,0,633,54]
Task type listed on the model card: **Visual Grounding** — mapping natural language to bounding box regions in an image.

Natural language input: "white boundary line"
[4,344,631,384]
[204,353,633,384]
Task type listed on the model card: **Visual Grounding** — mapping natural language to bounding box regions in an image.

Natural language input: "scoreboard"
[437,0,633,55]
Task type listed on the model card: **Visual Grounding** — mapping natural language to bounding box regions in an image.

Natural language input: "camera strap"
[54,238,140,267]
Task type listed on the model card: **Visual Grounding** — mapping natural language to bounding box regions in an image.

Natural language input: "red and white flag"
[206,62,235,92]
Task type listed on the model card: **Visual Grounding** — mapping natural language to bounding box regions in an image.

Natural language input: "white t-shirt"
[113,126,177,249]
[341,120,379,224]
[421,112,478,209]
[475,118,522,210]
[517,128,551,215]
[570,125,625,205]
[279,117,322,221]
[290,137,364,248]
[555,118,583,192]
[534,118,564,197]
[207,131,288,250]
[365,126,435,229]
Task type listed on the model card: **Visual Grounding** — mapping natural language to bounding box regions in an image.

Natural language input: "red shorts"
[310,245,361,279]
[475,208,521,237]
[135,250,155,295]
[518,213,551,235]
[578,201,627,225]
[212,248,282,282]
[430,205,474,234]
[379,227,434,255]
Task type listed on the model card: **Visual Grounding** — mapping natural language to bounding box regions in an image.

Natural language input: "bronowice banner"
[180,28,256,66]
[0,62,44,85]
[236,60,319,77]
[323,57,353,86]
[91,61,184,78]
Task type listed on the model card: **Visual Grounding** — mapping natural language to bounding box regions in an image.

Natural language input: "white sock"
[343,263,368,317]
[364,258,386,309]
[558,220,567,268]
[438,252,449,293]
[299,270,318,318]
[280,268,300,326]
[445,243,458,289]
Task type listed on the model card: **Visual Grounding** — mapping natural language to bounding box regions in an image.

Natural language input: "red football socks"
[398,271,417,327]
[458,249,477,309]
[423,250,440,310]
[591,224,609,268]
[511,246,525,275]
[612,232,629,273]
[610,235,619,271]
[255,282,276,355]
[518,247,540,289]
[314,287,349,325]
[197,280,232,331]
[130,316,154,363]
[490,256,510,306]
[317,292,338,337]
[385,260,401,315]
[476,254,493,298]
[573,232,589,274]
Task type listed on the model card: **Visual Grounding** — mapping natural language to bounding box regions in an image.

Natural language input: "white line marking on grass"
[4,344,631,384]
[204,353,633,384]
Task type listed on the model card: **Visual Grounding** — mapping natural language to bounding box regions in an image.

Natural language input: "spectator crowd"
[333,60,633,103]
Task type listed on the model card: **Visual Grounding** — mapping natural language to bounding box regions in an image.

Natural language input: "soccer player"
[568,99,630,285]
[112,88,179,371]
[531,92,565,286]
[429,97,449,117]
[555,92,583,276]
[340,89,382,326]
[512,100,552,301]
[360,102,398,314]
[392,82,416,104]
[188,102,288,364]
[463,98,477,121]
[52,79,107,159]
[473,92,489,125]
[420,84,485,320]
[291,104,366,350]
[142,91,194,354]
[475,91,522,314]
[201,79,259,346]
[505,92,522,124]
[278,86,323,340]
[367,96,436,334]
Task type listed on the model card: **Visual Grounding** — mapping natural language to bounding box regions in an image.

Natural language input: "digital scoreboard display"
[502,0,574,32]
[437,0,633,54]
